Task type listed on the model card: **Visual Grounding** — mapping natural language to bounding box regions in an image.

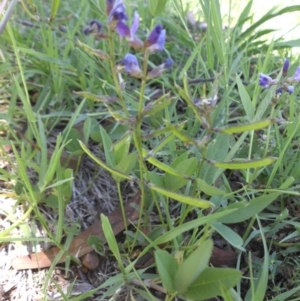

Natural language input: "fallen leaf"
[11,192,141,270]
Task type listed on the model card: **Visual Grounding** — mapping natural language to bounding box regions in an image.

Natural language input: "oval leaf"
[155,249,178,293]
[211,222,244,251]
[174,239,213,293]
[165,158,198,190]
[184,267,242,300]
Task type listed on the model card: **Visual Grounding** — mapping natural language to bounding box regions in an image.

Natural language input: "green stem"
[117,182,128,233]
[107,28,129,117]
[249,104,275,184]
[242,216,255,241]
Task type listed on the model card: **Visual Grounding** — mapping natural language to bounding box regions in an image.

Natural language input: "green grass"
[2,0,300,300]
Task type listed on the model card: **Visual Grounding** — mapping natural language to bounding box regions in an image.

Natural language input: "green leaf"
[65,129,82,153]
[245,218,269,301]
[176,83,202,123]
[237,5,300,43]
[79,141,131,181]
[88,118,102,143]
[211,222,244,251]
[113,133,131,165]
[50,0,61,22]
[165,158,198,190]
[209,157,277,169]
[39,134,66,190]
[148,183,213,209]
[219,118,274,134]
[201,134,229,184]
[113,153,137,182]
[142,149,191,180]
[167,123,196,145]
[235,0,252,28]
[232,74,254,121]
[184,267,242,300]
[174,239,213,293]
[100,125,115,167]
[148,0,168,17]
[77,40,109,60]
[154,249,178,293]
[217,192,281,224]
[179,40,204,79]
[196,178,225,196]
[101,214,125,273]
[142,94,173,117]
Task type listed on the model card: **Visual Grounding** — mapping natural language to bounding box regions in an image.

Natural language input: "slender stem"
[138,50,149,117]
[130,50,152,248]
[117,182,127,233]
[242,216,255,241]
[249,104,275,184]
[107,28,129,117]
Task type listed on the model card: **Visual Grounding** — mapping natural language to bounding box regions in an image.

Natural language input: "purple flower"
[107,0,128,28]
[259,73,278,88]
[145,25,166,53]
[276,87,283,95]
[287,67,300,83]
[164,58,173,69]
[287,85,294,94]
[83,20,102,35]
[282,59,290,77]
[116,11,144,50]
[120,53,142,78]
[276,85,294,95]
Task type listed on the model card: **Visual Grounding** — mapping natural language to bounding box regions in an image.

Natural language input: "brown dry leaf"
[210,246,238,267]
[11,191,141,270]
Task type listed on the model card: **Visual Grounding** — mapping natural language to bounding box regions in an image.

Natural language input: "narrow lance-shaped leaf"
[142,97,173,117]
[77,40,109,60]
[74,91,118,104]
[217,192,281,224]
[79,141,131,181]
[236,73,254,120]
[50,0,61,22]
[142,149,192,180]
[218,118,274,134]
[208,157,277,170]
[196,178,225,196]
[148,183,213,209]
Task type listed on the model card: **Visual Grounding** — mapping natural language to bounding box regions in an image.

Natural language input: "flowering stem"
[131,50,151,235]
[107,28,129,117]
[138,50,149,116]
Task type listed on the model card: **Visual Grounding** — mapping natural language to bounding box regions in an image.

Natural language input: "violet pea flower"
[107,0,128,28]
[145,24,166,53]
[282,59,290,77]
[120,53,142,78]
[117,11,144,50]
[83,20,102,35]
[147,57,174,79]
[258,73,278,88]
[287,66,300,83]
[276,85,294,95]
